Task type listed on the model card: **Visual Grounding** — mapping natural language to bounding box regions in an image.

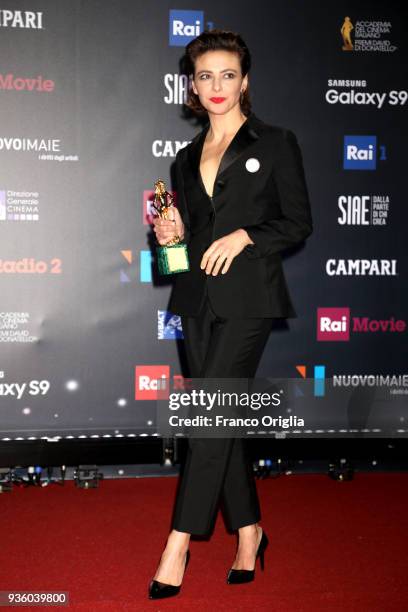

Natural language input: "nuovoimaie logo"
[120,250,153,283]
[120,249,152,283]
[0,136,78,162]
[140,250,152,283]
[296,365,326,397]
[169,9,204,46]
[120,250,132,283]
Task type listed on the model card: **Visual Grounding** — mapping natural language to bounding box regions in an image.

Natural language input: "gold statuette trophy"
[152,178,189,275]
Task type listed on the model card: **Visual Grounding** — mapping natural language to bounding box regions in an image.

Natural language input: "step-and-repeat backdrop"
[0,1,406,441]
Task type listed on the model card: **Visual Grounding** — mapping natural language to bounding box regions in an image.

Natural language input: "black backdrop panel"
[0,1,406,440]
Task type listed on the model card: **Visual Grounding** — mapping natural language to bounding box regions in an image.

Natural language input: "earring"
[240,90,244,104]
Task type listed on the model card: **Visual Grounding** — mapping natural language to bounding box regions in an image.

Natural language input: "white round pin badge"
[245,157,260,173]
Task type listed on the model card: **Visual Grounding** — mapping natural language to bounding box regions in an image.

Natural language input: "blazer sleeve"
[242,129,313,259]
[175,149,191,244]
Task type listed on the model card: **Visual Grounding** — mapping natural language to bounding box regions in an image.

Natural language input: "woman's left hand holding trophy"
[152,204,185,246]
[151,179,190,274]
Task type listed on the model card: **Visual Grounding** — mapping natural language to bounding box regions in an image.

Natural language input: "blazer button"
[215,179,225,189]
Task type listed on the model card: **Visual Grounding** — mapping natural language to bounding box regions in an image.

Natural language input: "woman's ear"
[190,76,198,96]
[242,74,249,93]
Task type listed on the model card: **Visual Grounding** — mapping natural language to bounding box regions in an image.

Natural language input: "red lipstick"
[210,97,226,103]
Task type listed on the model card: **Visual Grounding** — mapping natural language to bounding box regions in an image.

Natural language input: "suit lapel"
[187,123,209,186]
[217,114,259,179]
[187,113,260,196]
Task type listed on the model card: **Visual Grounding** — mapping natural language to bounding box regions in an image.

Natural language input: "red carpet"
[1,473,407,611]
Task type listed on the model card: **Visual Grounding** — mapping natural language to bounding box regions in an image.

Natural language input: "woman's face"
[191,50,248,115]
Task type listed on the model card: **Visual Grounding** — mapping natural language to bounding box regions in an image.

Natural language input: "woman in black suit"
[149,29,313,599]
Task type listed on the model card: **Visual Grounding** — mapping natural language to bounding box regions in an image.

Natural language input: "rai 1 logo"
[343,135,386,170]
[169,10,209,46]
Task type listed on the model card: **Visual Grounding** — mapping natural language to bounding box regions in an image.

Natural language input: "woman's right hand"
[152,206,185,245]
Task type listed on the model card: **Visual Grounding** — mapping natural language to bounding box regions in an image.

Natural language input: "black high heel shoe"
[148,549,190,599]
[227,529,269,584]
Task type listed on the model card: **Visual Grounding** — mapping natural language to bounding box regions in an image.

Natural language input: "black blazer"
[168,112,313,318]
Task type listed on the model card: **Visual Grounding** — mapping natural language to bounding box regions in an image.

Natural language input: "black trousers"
[171,289,274,536]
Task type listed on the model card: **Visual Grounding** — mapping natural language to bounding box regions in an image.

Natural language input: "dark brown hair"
[184,29,252,116]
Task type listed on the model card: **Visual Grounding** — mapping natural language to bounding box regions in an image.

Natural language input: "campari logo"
[0,9,43,28]
[152,139,190,157]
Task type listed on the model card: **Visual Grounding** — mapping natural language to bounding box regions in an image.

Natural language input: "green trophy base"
[157,243,190,275]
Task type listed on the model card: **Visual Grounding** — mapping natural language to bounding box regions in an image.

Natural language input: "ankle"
[165,530,190,553]
[238,523,260,537]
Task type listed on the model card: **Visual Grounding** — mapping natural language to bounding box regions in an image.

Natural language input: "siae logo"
[169,10,204,46]
[337,195,390,226]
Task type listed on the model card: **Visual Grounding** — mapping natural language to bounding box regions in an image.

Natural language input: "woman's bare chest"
[199,137,235,197]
